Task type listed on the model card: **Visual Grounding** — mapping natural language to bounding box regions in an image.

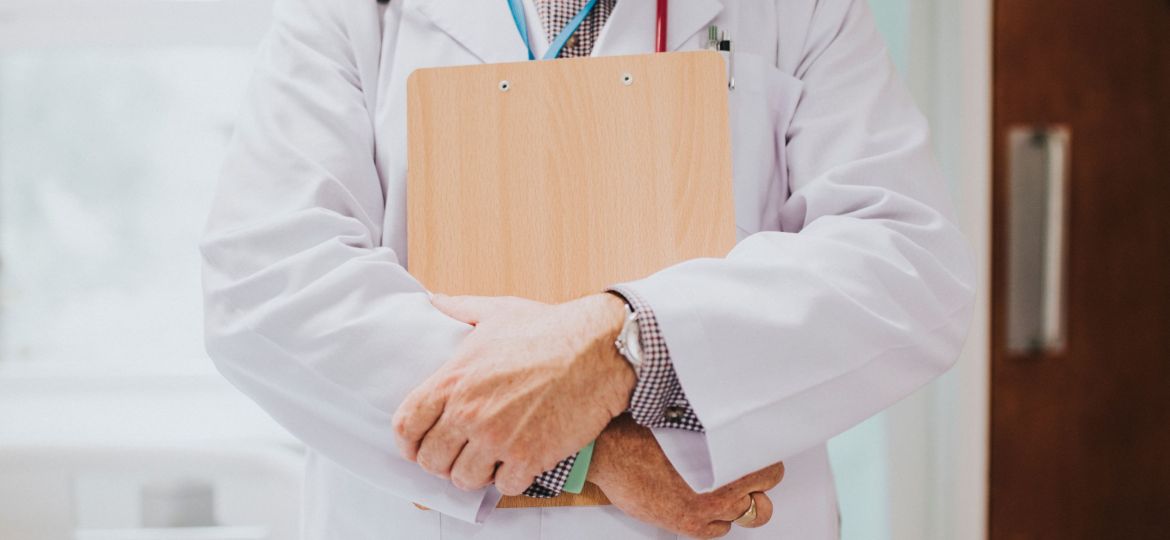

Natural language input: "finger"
[722,492,772,529]
[494,461,537,496]
[392,386,447,461]
[719,493,756,522]
[449,441,498,491]
[747,492,774,528]
[430,294,496,325]
[414,414,467,478]
[736,461,786,493]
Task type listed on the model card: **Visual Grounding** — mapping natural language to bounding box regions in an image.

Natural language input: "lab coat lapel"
[593,0,723,56]
[416,0,529,64]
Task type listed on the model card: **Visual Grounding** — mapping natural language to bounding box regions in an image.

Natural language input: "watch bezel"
[616,307,643,375]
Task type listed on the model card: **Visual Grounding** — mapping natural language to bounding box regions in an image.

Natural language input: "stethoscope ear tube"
[656,0,668,53]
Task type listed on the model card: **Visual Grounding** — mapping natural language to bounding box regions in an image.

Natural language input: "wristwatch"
[614,301,644,378]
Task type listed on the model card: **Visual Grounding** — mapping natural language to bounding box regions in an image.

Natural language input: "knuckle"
[482,423,507,445]
[392,415,410,438]
[450,405,479,427]
[502,447,530,465]
[435,372,462,393]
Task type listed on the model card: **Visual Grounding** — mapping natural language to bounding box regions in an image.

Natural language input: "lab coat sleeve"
[618,0,977,492]
[199,0,498,523]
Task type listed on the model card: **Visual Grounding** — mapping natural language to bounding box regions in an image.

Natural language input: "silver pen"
[707,25,735,90]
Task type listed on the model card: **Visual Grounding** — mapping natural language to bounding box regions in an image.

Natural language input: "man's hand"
[392,293,636,495]
[591,415,785,539]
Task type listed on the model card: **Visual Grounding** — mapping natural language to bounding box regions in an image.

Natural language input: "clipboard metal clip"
[707,25,735,91]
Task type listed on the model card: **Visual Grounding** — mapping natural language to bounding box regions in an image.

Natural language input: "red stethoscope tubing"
[655,0,668,53]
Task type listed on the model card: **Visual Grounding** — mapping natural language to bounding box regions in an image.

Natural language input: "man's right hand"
[589,415,785,539]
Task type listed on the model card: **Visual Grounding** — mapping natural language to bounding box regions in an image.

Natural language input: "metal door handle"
[1006,126,1070,354]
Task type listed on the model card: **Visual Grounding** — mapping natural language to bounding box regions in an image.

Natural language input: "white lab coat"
[201,0,976,538]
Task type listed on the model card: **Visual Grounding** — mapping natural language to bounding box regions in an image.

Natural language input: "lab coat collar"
[418,0,724,64]
[416,0,530,64]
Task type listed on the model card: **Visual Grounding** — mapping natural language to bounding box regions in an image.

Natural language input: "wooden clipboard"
[406,51,735,509]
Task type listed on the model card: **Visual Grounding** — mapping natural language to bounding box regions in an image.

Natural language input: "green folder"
[562,441,596,494]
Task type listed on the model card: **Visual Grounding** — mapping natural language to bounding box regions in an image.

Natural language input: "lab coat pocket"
[727,52,804,237]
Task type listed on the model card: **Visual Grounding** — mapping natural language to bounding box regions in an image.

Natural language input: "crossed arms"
[392,293,784,537]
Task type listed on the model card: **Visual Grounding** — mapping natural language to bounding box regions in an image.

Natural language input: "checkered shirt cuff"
[609,287,705,433]
[522,453,577,498]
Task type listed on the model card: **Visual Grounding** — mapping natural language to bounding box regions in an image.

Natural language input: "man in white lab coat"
[200,0,976,538]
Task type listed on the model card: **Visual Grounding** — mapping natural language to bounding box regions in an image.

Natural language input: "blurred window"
[0,49,254,368]
[0,2,267,371]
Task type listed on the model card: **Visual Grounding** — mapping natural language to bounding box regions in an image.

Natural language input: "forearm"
[588,414,645,490]
[588,415,784,538]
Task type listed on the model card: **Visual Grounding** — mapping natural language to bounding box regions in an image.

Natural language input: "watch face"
[619,312,643,370]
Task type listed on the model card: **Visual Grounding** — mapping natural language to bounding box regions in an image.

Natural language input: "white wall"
[898,0,992,538]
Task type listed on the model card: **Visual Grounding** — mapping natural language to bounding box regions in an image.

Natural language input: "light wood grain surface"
[407,51,734,509]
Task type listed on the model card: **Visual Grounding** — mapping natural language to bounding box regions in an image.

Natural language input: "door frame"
[936,0,992,537]
[892,0,992,538]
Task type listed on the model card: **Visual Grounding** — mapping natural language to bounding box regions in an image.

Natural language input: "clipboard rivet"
[622,73,634,86]
[499,80,511,92]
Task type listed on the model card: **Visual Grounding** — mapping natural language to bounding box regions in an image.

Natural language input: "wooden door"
[991,1,1170,539]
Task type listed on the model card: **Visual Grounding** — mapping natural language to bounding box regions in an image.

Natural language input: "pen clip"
[707,25,735,91]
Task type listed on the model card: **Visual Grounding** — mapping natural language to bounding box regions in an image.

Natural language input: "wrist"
[577,293,637,415]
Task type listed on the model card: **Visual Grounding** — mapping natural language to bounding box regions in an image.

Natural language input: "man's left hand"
[392,293,636,495]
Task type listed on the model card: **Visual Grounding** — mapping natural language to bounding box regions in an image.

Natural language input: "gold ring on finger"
[733,494,757,527]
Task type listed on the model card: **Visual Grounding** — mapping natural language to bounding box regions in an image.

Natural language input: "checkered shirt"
[611,286,705,432]
[535,0,618,58]
[522,287,704,498]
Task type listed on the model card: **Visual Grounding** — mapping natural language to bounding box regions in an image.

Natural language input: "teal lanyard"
[507,0,600,60]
